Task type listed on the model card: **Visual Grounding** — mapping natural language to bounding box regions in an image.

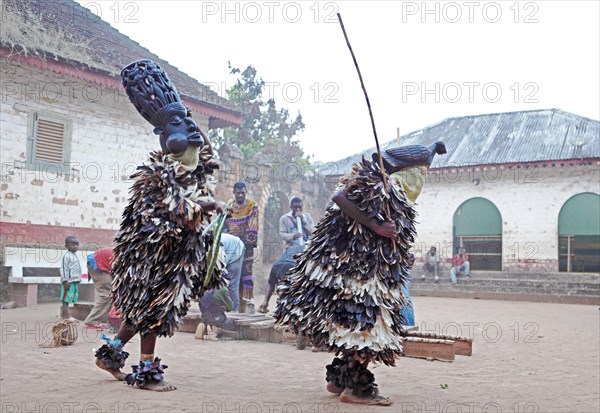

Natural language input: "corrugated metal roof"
[332,109,600,173]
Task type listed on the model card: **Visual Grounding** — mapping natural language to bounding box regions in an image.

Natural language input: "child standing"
[60,236,81,319]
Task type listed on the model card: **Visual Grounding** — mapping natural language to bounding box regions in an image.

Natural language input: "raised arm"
[331,190,397,239]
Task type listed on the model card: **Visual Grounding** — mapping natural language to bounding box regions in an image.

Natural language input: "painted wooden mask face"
[154,104,202,156]
[121,59,204,155]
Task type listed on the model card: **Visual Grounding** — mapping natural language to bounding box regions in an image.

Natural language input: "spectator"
[422,246,440,282]
[84,248,114,329]
[198,287,236,337]
[257,244,304,314]
[220,234,245,312]
[59,236,81,319]
[450,247,471,284]
[279,197,315,251]
[278,198,316,351]
[401,253,416,327]
[225,182,259,313]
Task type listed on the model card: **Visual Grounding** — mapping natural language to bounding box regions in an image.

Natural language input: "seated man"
[450,247,471,284]
[258,244,304,314]
[422,245,440,282]
[198,287,235,334]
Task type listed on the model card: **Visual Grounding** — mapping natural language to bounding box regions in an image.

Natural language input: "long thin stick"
[337,12,389,193]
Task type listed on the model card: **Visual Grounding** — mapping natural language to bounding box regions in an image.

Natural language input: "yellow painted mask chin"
[167,146,200,173]
[390,166,428,207]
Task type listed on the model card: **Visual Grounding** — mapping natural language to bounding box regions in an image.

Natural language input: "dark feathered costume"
[275,142,446,372]
[275,157,415,365]
[112,148,225,337]
[111,60,225,338]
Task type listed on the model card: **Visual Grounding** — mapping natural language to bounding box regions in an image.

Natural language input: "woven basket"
[53,320,78,346]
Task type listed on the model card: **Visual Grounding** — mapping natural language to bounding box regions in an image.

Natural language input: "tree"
[210,64,310,169]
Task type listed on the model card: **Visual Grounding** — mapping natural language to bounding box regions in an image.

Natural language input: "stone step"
[413,282,599,295]
[416,272,599,283]
[414,278,599,291]
[411,286,599,305]
[438,271,600,282]
[411,279,600,295]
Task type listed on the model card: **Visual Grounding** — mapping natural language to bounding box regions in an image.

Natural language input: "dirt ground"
[1,296,598,413]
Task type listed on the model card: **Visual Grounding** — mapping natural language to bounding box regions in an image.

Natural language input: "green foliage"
[210,64,311,169]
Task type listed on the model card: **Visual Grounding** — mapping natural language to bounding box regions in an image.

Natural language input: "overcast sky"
[80,1,600,162]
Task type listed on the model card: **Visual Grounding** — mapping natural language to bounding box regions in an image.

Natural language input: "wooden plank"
[402,325,420,333]
[402,337,455,362]
[187,313,466,361]
[406,331,473,356]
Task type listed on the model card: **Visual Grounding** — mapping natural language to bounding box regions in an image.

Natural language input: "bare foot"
[95,358,125,381]
[326,382,344,395]
[257,304,269,314]
[339,387,392,406]
[138,380,177,392]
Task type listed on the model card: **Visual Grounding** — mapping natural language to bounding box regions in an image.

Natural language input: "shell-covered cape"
[112,148,225,337]
[274,157,416,366]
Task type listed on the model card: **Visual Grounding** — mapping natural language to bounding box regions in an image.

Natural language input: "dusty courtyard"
[1,296,598,413]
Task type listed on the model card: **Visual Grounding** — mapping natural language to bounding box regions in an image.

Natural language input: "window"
[26,112,72,173]
[453,197,503,271]
[558,193,600,272]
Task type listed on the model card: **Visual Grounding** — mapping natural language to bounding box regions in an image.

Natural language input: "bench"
[7,267,93,307]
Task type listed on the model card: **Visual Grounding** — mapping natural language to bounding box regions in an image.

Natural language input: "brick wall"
[1,60,206,230]
[0,61,209,270]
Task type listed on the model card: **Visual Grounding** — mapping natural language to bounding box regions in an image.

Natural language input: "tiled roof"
[333,109,600,173]
[2,0,241,119]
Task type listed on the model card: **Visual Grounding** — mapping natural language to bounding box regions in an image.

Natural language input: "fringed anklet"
[124,358,168,387]
[325,356,378,397]
[95,333,129,370]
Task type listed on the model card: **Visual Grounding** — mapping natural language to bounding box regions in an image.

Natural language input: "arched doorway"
[453,198,503,271]
[558,192,600,272]
[262,191,288,265]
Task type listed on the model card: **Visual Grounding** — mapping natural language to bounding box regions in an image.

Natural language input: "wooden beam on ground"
[402,337,456,362]
[406,331,473,356]
[402,325,420,333]
[185,313,472,362]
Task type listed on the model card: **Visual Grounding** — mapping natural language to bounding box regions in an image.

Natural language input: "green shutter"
[558,193,600,236]
[454,197,502,236]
